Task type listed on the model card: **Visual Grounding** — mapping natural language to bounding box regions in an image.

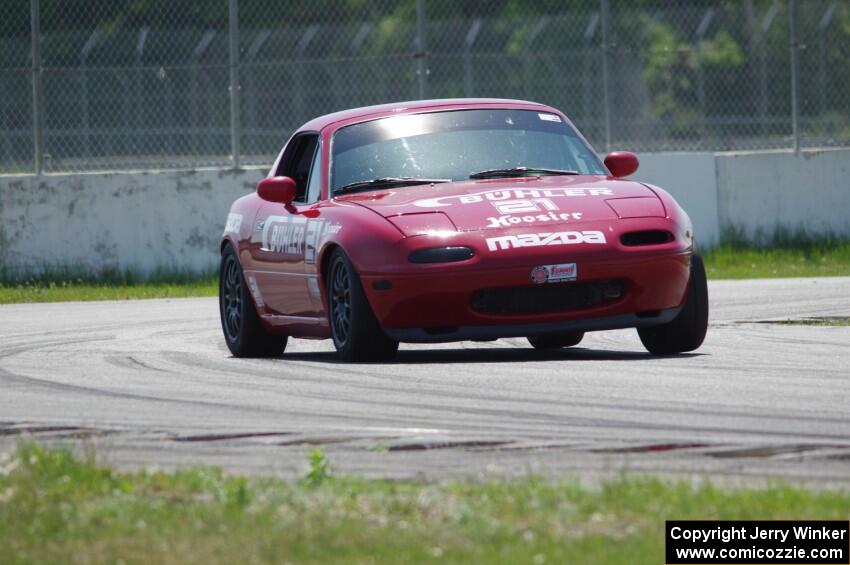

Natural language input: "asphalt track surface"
[1,277,849,485]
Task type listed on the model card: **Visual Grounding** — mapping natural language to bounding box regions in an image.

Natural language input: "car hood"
[335,175,662,233]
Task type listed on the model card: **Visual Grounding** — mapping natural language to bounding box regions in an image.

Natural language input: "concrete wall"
[0,168,263,275]
[1,148,849,276]
[715,148,850,238]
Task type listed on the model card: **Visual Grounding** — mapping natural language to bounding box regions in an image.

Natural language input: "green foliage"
[641,16,696,126]
[2,442,850,564]
[303,448,331,487]
[701,30,744,67]
[640,18,746,140]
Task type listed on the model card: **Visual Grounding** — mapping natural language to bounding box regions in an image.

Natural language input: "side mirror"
[604,151,639,178]
[257,176,297,204]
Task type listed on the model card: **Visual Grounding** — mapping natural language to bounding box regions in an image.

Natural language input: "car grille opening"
[620,230,674,246]
[471,279,625,316]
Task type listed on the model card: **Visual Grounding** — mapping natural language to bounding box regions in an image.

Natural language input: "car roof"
[299,98,555,131]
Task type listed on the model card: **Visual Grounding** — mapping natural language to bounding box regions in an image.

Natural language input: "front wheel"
[637,253,708,354]
[327,249,398,362]
[219,245,287,358]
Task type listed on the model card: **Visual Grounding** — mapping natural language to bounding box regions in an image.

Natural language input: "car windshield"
[330,109,607,194]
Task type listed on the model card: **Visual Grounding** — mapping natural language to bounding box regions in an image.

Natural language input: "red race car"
[219,99,708,361]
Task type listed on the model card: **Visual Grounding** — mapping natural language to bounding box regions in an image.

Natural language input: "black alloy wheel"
[221,254,243,343]
[330,257,352,348]
[219,245,287,358]
[327,249,399,362]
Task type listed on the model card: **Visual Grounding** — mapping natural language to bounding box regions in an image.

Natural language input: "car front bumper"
[361,246,692,341]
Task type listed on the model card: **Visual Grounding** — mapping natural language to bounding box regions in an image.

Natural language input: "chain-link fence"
[2,0,849,174]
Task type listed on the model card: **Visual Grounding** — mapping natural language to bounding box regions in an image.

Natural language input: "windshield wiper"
[334,177,451,196]
[469,167,580,179]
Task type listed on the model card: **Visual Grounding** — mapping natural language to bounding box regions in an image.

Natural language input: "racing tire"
[219,245,287,358]
[637,253,708,355]
[327,249,399,362]
[527,332,584,349]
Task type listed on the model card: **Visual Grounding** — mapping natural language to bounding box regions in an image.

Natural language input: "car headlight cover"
[409,246,474,264]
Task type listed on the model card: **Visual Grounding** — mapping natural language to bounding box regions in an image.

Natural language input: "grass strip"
[0,280,216,304]
[0,269,217,304]
[1,443,848,564]
[702,241,850,279]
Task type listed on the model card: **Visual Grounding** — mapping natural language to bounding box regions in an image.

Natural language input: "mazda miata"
[219,99,708,361]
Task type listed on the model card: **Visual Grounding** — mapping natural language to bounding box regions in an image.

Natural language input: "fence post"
[134,29,147,153]
[583,12,599,124]
[756,2,779,139]
[228,0,241,169]
[80,30,100,161]
[695,8,714,146]
[817,2,836,124]
[30,0,44,174]
[600,0,612,152]
[246,30,270,143]
[191,31,216,157]
[463,18,481,98]
[415,0,428,99]
[788,0,800,153]
[523,17,550,101]
[294,26,318,127]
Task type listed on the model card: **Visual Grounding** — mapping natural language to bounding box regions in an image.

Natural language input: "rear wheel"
[637,253,708,354]
[219,245,287,358]
[328,249,398,362]
[527,332,584,349]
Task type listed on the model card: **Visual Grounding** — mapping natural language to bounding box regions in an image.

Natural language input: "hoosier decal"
[486,211,583,228]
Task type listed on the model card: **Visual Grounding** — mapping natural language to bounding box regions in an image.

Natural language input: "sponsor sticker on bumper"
[531,262,577,284]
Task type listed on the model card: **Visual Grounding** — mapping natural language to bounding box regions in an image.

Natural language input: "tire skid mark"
[0,336,114,360]
[135,371,850,445]
[0,317,192,344]
[592,442,710,454]
[388,439,512,452]
[186,372,850,434]
[0,358,440,431]
[0,341,353,419]
[275,435,396,447]
[104,354,174,374]
[145,354,604,430]
[173,431,294,442]
[154,350,571,413]
[0,422,114,439]
[2,340,493,432]
[158,351,850,428]
[5,336,849,448]
[707,444,850,459]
